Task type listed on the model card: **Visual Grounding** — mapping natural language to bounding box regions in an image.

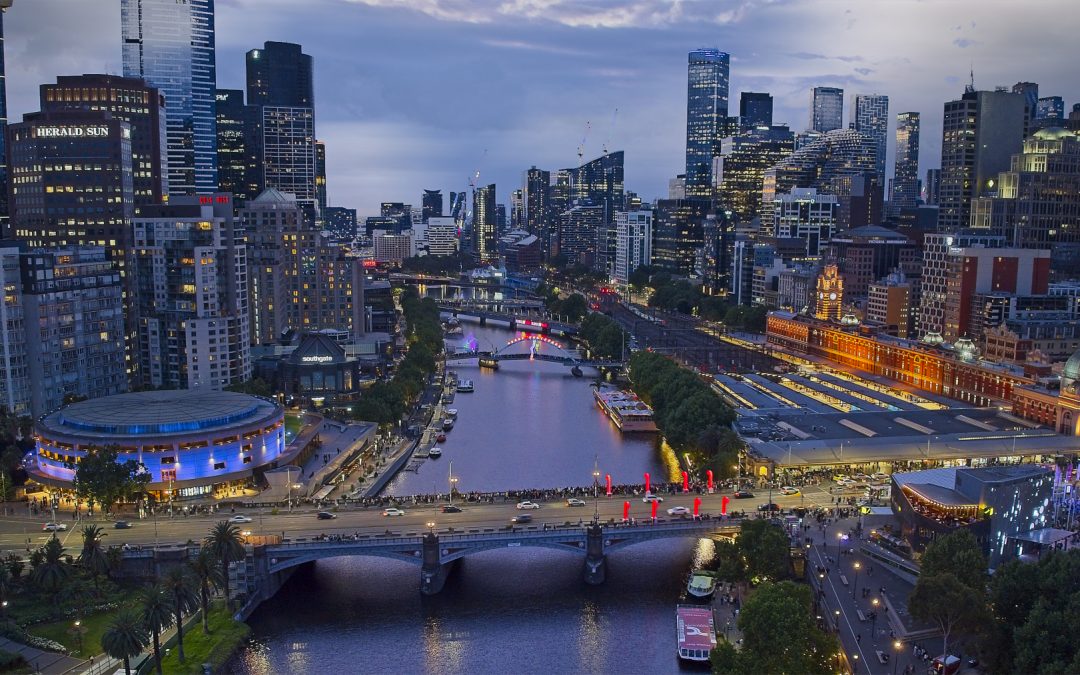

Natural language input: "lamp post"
[50,493,58,534]
[837,531,844,558]
[448,461,458,506]
[871,597,879,637]
[70,620,84,655]
[852,561,861,598]
[592,455,601,523]
[892,640,902,675]
[427,521,435,535]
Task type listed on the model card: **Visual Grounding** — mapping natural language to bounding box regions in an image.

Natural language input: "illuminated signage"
[37,126,110,138]
[301,355,333,363]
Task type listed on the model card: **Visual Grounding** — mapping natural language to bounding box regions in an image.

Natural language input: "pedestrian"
[856,633,861,643]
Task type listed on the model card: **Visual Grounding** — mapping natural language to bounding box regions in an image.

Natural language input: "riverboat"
[456,380,474,393]
[686,570,718,601]
[593,386,658,432]
[676,605,717,663]
[478,356,500,369]
[445,325,463,336]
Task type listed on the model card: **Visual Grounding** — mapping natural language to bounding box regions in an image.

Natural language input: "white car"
[667,506,690,516]
[42,522,67,532]
[383,507,406,517]
[837,479,858,488]
[228,515,253,524]
[642,493,664,503]
[566,498,586,507]
[780,487,800,496]
[516,501,541,510]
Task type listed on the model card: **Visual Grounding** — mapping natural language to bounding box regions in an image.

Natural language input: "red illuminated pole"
[605,474,612,496]
[721,495,730,516]
[644,472,650,494]
[706,470,714,494]
[682,471,689,493]
[693,497,701,519]
[651,500,658,520]
[622,501,630,521]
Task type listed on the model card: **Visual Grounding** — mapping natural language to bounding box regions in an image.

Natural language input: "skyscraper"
[652,198,713,276]
[570,151,625,273]
[717,124,795,223]
[685,48,730,198]
[471,184,497,263]
[523,167,552,256]
[811,87,844,132]
[1035,96,1065,127]
[246,41,314,108]
[422,190,443,221]
[122,0,217,196]
[939,88,1026,232]
[924,168,941,206]
[891,112,920,213]
[853,93,889,186]
[315,140,327,212]
[40,74,167,206]
[739,92,773,128]
[214,88,260,204]
[0,1,12,234]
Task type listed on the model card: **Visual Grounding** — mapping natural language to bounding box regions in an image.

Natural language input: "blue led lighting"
[59,404,262,435]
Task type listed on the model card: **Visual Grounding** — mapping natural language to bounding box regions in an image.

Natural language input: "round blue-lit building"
[33,390,286,499]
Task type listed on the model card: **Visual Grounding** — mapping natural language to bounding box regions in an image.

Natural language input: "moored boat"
[593,386,658,433]
[446,408,458,418]
[676,605,717,663]
[428,447,443,458]
[456,380,474,393]
[686,570,718,601]
[443,418,454,431]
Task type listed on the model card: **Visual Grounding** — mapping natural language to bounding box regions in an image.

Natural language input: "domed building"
[1056,348,1080,435]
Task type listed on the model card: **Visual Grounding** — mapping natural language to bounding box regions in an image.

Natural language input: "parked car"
[566,498,586,507]
[228,515,253,524]
[113,521,132,529]
[516,501,541,510]
[642,493,664,503]
[667,506,690,516]
[441,504,462,513]
[42,522,67,532]
[733,490,755,499]
[316,511,337,520]
[780,487,800,496]
[511,514,533,524]
[383,508,406,517]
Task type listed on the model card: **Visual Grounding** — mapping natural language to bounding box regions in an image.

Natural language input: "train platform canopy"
[740,406,1080,467]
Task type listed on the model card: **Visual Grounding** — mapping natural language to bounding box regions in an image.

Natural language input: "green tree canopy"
[909,572,987,660]
[919,529,988,593]
[738,519,790,582]
[70,445,150,513]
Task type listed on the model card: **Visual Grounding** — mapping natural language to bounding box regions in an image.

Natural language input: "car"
[383,508,406,517]
[871,472,889,482]
[780,487,800,496]
[516,501,541,510]
[441,504,462,513]
[511,514,533,524]
[733,490,755,499]
[566,498,586,507]
[757,502,781,512]
[642,493,664,503]
[316,511,337,520]
[228,515,253,524]
[837,479,858,488]
[42,522,67,532]
[113,521,132,529]
[667,506,690,516]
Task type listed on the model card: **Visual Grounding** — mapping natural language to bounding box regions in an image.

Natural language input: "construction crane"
[602,108,619,155]
[576,121,591,164]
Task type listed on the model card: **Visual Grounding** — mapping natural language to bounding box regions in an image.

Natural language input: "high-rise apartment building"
[614,209,652,285]
[122,0,217,196]
[685,49,730,198]
[717,124,795,223]
[214,88,260,204]
[891,112,920,213]
[924,168,941,205]
[39,74,166,206]
[471,183,497,263]
[853,94,889,186]
[941,246,1051,342]
[422,190,443,222]
[0,2,10,234]
[569,151,625,273]
[423,217,459,257]
[558,203,603,267]
[739,92,773,128]
[131,195,250,390]
[241,188,302,345]
[811,87,844,132]
[652,198,712,276]
[938,88,1026,233]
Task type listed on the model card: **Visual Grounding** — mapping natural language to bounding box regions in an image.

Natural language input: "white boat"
[446,408,458,418]
[686,570,718,600]
[445,325,463,336]
[593,386,658,433]
[428,447,443,458]
[443,418,455,431]
[676,605,716,663]
[456,380,474,393]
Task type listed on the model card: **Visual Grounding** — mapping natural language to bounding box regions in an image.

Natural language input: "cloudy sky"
[7,0,1078,216]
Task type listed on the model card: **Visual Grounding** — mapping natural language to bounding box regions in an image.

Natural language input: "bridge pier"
[420,533,455,595]
[583,523,606,585]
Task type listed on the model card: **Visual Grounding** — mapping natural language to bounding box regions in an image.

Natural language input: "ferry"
[593,386,658,432]
[428,447,443,458]
[686,570,718,601]
[456,380,475,393]
[676,605,717,663]
[478,356,500,370]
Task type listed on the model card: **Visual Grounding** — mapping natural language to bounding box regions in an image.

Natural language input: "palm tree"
[188,547,224,634]
[31,538,70,605]
[78,525,109,590]
[140,585,173,675]
[100,608,148,675]
[161,567,198,662]
[203,522,244,608]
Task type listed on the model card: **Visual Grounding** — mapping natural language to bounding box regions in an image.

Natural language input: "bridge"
[444,334,624,371]
[440,303,579,335]
[231,518,740,614]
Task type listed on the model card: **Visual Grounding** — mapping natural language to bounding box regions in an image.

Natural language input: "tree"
[78,525,110,590]
[738,519,789,582]
[162,567,198,662]
[189,547,224,634]
[918,529,987,593]
[627,264,654,290]
[711,539,745,583]
[101,608,149,675]
[225,378,273,398]
[909,572,986,660]
[31,537,69,605]
[70,445,151,513]
[204,521,245,609]
[141,585,173,675]
[709,640,738,674]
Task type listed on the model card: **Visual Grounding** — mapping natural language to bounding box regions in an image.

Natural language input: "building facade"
[772,188,837,256]
[652,198,712,276]
[811,86,843,132]
[717,124,795,224]
[853,93,889,186]
[739,92,772,128]
[214,88,260,205]
[613,209,653,285]
[866,270,912,338]
[891,112,920,214]
[685,48,730,198]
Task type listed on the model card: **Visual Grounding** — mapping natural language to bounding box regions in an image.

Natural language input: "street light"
[426,521,435,534]
[893,640,903,675]
[448,461,458,506]
[852,561,861,598]
[592,455,601,522]
[871,597,879,637]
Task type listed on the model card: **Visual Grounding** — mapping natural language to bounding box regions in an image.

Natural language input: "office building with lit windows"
[891,112,920,214]
[853,93,889,186]
[717,124,795,223]
[652,198,712,276]
[122,0,217,196]
[471,183,497,263]
[685,49,730,198]
[614,209,652,285]
[214,88,260,204]
[811,87,843,132]
[772,188,837,257]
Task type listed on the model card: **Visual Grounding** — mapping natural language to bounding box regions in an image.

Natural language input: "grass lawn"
[284,412,304,442]
[27,607,123,659]
[154,605,250,675]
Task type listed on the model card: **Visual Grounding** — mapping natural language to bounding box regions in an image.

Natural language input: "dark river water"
[232,315,708,674]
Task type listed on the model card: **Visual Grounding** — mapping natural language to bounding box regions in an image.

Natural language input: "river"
[231,320,709,674]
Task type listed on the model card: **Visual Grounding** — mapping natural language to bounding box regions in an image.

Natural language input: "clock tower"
[815,263,843,321]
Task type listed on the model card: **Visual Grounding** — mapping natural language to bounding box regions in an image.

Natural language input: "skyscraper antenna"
[967,63,975,93]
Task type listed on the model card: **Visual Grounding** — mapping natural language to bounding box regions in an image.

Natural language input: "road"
[0,483,861,553]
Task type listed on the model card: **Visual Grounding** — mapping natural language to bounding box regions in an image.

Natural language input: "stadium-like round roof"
[49,390,275,436]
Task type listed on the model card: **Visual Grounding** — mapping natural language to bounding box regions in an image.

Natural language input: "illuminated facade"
[652,198,712,276]
[717,124,794,224]
[766,311,1035,407]
[33,390,285,495]
[685,49,730,198]
[471,183,498,263]
[814,264,843,321]
[853,94,889,186]
[214,88,260,205]
[773,188,837,256]
[122,0,217,196]
[891,112,920,214]
[523,167,552,256]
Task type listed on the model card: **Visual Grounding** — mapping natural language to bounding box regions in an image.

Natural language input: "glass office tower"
[685,49,730,198]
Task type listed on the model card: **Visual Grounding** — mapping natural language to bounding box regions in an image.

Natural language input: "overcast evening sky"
[7,0,1079,216]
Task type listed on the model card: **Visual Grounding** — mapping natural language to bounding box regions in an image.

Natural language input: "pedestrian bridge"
[439,304,579,335]
[445,335,624,370]
[233,518,741,613]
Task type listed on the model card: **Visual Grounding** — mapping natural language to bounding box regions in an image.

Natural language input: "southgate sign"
[37,126,110,138]
[301,355,333,364]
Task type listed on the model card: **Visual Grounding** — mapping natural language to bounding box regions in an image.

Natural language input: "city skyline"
[6,0,1079,214]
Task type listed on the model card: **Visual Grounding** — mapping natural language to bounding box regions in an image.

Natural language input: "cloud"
[481,39,590,56]
[953,38,979,48]
[787,52,863,63]
[854,67,874,76]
